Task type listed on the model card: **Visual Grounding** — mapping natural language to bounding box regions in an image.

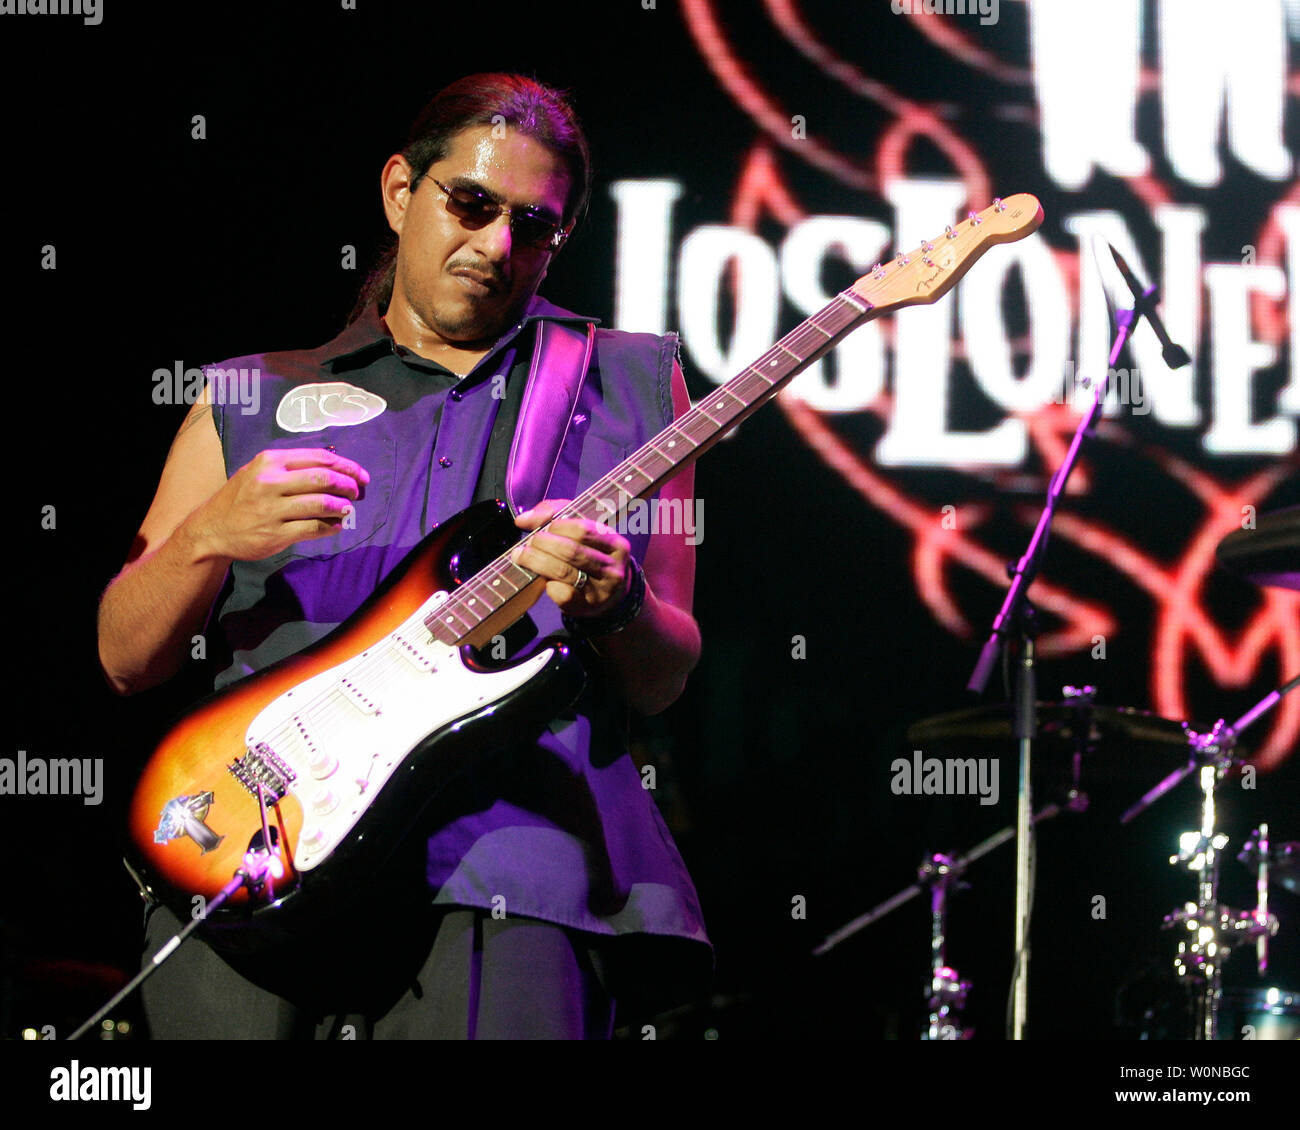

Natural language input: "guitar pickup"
[339,677,380,715]
[392,629,437,673]
[292,713,338,780]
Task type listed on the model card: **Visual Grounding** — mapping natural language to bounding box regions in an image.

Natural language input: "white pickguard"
[241,590,556,872]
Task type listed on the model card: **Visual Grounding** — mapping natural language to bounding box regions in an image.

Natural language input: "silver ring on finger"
[574,568,589,590]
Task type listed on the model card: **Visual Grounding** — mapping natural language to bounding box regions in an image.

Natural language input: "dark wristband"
[562,556,647,638]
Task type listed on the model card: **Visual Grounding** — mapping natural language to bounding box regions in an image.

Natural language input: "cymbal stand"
[920,853,972,1040]
[1160,722,1277,1040]
[1238,824,1273,977]
[814,794,1086,1037]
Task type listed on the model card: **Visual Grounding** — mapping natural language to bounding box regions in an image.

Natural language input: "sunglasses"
[427,176,570,252]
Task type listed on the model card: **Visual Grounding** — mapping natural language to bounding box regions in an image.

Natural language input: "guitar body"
[126,499,587,953]
[125,193,1044,953]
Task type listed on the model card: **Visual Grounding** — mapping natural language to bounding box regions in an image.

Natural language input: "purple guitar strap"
[505,319,596,515]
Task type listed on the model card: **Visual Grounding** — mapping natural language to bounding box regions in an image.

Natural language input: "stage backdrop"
[2,0,1296,1040]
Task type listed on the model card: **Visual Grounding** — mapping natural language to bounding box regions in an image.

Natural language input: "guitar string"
[238,212,1003,788]
[243,293,872,781]
[325,206,997,673]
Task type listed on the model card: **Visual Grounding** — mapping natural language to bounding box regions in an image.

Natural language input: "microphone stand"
[966,267,1184,1039]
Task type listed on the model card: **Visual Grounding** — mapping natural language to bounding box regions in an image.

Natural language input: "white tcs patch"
[276,382,387,433]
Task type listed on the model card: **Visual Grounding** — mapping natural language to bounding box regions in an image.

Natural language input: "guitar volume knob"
[310,787,339,817]
[309,752,338,780]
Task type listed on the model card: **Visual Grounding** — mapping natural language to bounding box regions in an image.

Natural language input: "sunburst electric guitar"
[127,194,1044,950]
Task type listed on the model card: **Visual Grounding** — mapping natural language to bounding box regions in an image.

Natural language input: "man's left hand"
[512,499,631,618]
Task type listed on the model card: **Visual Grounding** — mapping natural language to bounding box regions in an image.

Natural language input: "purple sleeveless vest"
[206,296,711,1007]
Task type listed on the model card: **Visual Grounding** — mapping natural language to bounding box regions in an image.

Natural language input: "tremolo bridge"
[228,742,297,804]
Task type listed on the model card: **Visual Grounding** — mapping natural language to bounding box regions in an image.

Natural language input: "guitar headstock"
[850,193,1044,313]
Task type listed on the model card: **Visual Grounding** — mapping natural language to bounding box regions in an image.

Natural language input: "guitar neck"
[568,287,873,526]
[425,193,1044,647]
[421,292,868,649]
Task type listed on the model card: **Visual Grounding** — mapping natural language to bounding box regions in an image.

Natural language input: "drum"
[1218,987,1300,1040]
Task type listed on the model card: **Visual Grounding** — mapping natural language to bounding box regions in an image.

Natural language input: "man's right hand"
[188,448,372,562]
[97,392,375,694]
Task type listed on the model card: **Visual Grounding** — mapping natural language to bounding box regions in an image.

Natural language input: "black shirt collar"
[314,295,598,372]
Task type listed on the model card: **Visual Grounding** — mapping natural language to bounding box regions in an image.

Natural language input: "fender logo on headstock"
[915,244,960,293]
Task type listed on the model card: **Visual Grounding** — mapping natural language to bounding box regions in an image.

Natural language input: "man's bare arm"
[97,396,232,695]
[97,396,370,696]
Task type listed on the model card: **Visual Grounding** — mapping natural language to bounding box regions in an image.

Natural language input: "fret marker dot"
[667,441,675,448]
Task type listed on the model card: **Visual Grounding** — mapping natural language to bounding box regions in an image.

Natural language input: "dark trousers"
[140,900,617,1040]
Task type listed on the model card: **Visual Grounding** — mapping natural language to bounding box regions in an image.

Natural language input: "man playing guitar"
[98,72,712,1040]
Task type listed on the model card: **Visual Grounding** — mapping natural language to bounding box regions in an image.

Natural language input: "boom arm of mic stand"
[964,302,1144,1039]
[968,306,1136,697]
[812,802,1072,958]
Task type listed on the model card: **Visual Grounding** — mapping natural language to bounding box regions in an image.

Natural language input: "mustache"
[447,260,508,288]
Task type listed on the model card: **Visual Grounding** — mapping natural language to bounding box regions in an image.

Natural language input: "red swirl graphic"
[682,0,1300,766]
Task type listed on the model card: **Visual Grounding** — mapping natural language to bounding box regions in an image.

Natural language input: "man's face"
[385,124,571,346]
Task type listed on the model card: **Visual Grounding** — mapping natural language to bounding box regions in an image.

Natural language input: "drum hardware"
[1160,805,1278,1039]
[1237,824,1278,977]
[1241,837,1299,898]
[1217,986,1300,1041]
[1128,511,1300,1040]
[1229,830,1300,1040]
[911,699,1198,784]
[817,687,1094,1038]
[1122,670,1300,827]
[813,833,1043,1041]
[919,853,973,1040]
[1124,676,1299,1040]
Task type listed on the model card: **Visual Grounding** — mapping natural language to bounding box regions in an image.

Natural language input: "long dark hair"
[346,73,592,324]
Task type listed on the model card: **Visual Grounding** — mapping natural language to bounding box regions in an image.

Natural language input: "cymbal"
[906,701,1221,780]
[1216,505,1300,592]
[1239,840,1300,897]
[1277,843,1300,895]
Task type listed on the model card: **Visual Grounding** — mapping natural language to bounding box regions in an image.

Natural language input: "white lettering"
[781,216,888,412]
[611,179,681,334]
[878,179,1024,466]
[678,226,779,382]
[1203,263,1294,454]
